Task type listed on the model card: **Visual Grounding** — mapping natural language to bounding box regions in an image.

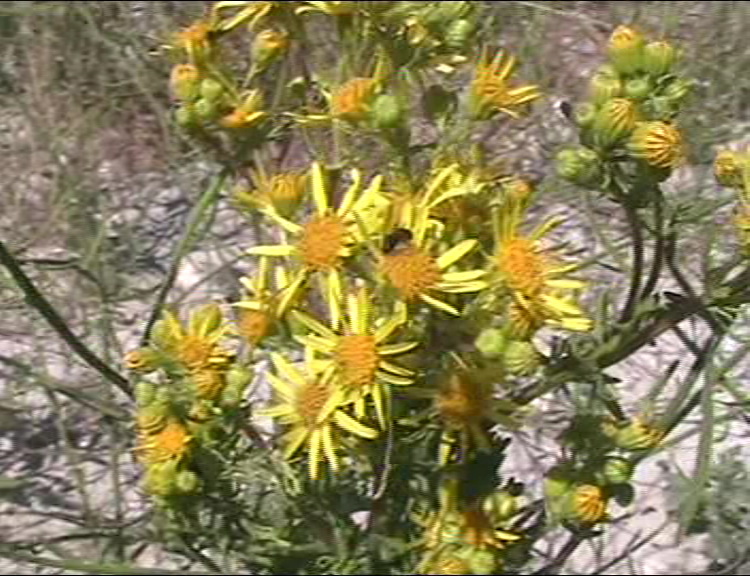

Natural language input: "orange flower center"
[298,214,347,271]
[335,334,379,388]
[297,379,333,427]
[332,77,377,122]
[498,236,546,297]
[142,420,191,464]
[381,245,441,300]
[177,335,214,370]
[238,308,271,346]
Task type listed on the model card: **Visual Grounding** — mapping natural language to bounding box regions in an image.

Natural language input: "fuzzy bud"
[556,147,603,188]
[642,41,676,77]
[608,25,645,75]
[593,98,638,147]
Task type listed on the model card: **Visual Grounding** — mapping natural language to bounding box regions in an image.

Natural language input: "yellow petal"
[267,372,296,401]
[321,426,338,472]
[441,269,486,283]
[271,352,306,387]
[282,426,309,460]
[308,429,322,480]
[379,360,414,377]
[373,383,387,430]
[541,294,585,316]
[334,411,378,439]
[233,300,263,311]
[379,372,413,386]
[352,174,384,215]
[437,239,479,270]
[336,168,362,217]
[547,278,586,290]
[326,269,343,330]
[292,310,336,340]
[311,162,329,216]
[246,244,297,257]
[435,280,489,293]
[374,307,406,343]
[277,271,308,317]
[420,293,460,316]
[378,342,419,356]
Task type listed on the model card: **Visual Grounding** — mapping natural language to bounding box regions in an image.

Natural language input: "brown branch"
[0,239,131,398]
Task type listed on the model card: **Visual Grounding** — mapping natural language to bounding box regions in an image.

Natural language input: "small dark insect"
[558,100,575,123]
[383,228,414,254]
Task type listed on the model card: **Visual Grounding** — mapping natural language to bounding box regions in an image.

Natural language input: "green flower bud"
[445,18,473,51]
[175,105,200,128]
[474,328,506,360]
[662,77,693,106]
[135,380,157,407]
[170,64,200,102]
[642,41,676,76]
[589,71,623,105]
[175,469,200,494]
[608,25,646,75]
[370,93,403,130]
[624,76,651,100]
[137,403,169,436]
[503,340,543,376]
[593,98,638,147]
[199,78,225,103]
[603,417,664,452]
[220,365,253,409]
[193,97,219,121]
[556,147,603,188]
[574,102,597,129]
[714,149,746,188]
[145,460,179,497]
[602,456,635,484]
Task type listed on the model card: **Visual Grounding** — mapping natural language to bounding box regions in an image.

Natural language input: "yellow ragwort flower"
[331,77,379,123]
[493,202,591,335]
[292,284,417,428]
[139,419,192,465]
[572,484,608,524]
[469,48,542,120]
[220,89,267,130]
[233,256,292,345]
[714,149,747,189]
[151,304,233,373]
[173,20,214,63]
[380,165,488,316]
[247,162,388,328]
[236,167,308,218]
[629,121,685,169]
[260,350,378,479]
[211,1,291,32]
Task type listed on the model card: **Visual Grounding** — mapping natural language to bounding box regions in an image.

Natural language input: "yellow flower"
[247,162,388,327]
[233,256,293,345]
[493,203,591,335]
[211,1,292,32]
[260,350,378,479]
[236,166,308,218]
[629,121,685,169]
[252,28,290,71]
[139,419,192,465]
[169,63,201,102]
[150,304,233,373]
[331,77,379,123]
[172,20,214,64]
[220,89,267,129]
[292,284,417,428]
[380,166,488,316]
[469,48,542,120]
[714,149,747,189]
[571,484,608,524]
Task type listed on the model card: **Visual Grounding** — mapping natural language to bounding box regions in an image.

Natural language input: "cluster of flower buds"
[714,148,750,255]
[557,26,694,196]
[126,304,252,500]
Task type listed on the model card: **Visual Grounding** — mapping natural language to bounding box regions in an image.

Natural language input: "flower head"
[260,350,378,479]
[714,149,747,189]
[220,89,267,130]
[629,121,685,169]
[493,202,591,336]
[292,284,417,428]
[247,162,387,327]
[469,48,542,120]
[139,419,192,465]
[571,484,608,524]
[331,77,379,123]
[380,166,488,316]
[233,256,291,345]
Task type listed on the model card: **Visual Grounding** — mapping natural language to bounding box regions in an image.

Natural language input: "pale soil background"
[1,1,749,574]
